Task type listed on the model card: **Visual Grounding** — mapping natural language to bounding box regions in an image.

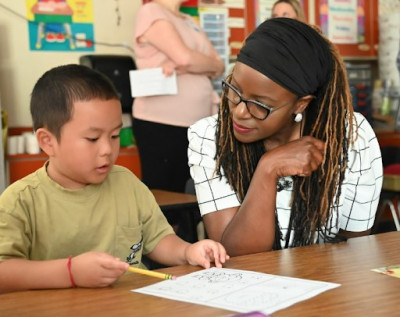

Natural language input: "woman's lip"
[233,121,253,133]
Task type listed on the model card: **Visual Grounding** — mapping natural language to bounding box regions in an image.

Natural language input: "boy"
[0,64,228,293]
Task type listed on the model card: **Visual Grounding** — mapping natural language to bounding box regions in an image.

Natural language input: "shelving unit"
[5,127,142,185]
[199,8,229,96]
[6,146,141,185]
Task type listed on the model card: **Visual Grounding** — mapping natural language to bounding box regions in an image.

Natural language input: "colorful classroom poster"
[320,0,365,44]
[26,0,95,51]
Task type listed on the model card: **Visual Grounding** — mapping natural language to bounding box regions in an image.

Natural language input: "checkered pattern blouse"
[188,112,383,247]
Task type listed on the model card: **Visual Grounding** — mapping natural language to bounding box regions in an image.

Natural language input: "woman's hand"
[161,60,177,77]
[262,136,325,178]
[161,60,189,76]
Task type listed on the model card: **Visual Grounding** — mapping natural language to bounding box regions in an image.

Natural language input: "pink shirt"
[133,3,217,127]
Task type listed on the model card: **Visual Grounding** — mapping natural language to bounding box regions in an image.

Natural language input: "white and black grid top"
[188,112,383,248]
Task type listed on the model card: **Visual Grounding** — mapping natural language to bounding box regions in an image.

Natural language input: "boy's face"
[47,98,122,189]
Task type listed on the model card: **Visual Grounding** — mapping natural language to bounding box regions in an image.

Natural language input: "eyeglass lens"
[223,82,270,120]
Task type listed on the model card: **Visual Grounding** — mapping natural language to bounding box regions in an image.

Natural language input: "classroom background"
[0,0,400,233]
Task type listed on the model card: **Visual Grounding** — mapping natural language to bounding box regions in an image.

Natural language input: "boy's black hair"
[30,64,120,140]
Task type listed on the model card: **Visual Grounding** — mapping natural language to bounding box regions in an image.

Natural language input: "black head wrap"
[237,18,333,97]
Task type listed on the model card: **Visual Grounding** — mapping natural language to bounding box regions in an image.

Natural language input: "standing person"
[271,0,306,22]
[132,0,225,193]
[0,64,228,294]
[188,18,383,256]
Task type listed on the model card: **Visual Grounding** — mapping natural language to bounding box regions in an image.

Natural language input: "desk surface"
[151,189,198,208]
[1,231,399,316]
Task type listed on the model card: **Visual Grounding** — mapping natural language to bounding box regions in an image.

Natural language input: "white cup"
[25,133,40,154]
[17,135,25,154]
[22,132,32,145]
[7,136,18,155]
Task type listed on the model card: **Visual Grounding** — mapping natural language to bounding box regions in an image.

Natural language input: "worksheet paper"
[129,68,178,97]
[132,267,340,314]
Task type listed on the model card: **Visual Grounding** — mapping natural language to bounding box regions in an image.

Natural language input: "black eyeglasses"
[222,80,292,120]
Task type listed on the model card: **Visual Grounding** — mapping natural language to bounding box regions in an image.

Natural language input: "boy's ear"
[35,128,57,156]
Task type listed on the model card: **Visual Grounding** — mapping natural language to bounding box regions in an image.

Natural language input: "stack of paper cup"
[7,133,41,155]
[17,135,25,154]
[24,132,40,154]
[7,136,18,155]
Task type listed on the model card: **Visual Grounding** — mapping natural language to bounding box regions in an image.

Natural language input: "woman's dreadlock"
[215,29,355,250]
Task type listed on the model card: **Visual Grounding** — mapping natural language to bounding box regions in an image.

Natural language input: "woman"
[132,0,224,192]
[188,18,382,256]
[271,0,306,22]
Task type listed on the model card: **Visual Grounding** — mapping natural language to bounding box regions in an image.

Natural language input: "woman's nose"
[233,101,252,119]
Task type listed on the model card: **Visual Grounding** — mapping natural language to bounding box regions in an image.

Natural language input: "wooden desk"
[1,231,398,316]
[151,189,201,243]
[151,189,198,207]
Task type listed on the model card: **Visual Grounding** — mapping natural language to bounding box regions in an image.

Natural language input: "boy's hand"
[70,251,129,288]
[184,239,229,269]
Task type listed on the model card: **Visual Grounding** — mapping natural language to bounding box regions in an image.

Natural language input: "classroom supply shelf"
[6,146,141,185]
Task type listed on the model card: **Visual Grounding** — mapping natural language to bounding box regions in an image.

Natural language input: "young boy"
[0,64,228,293]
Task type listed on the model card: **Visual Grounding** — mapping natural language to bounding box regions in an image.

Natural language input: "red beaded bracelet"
[67,256,77,288]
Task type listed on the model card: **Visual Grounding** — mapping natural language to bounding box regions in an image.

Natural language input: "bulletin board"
[314,0,378,57]
[318,0,364,44]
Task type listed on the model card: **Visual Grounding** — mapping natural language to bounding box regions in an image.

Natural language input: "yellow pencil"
[127,266,177,280]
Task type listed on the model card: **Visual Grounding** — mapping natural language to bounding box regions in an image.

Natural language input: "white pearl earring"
[294,113,303,123]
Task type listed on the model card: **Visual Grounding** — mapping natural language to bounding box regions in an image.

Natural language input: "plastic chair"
[375,132,400,231]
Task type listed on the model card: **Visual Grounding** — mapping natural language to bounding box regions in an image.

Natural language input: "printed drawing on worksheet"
[132,268,340,314]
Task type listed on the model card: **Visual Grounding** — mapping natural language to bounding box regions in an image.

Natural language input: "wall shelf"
[6,146,141,185]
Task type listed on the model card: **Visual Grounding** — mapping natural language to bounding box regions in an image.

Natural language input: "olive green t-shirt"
[0,164,174,268]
